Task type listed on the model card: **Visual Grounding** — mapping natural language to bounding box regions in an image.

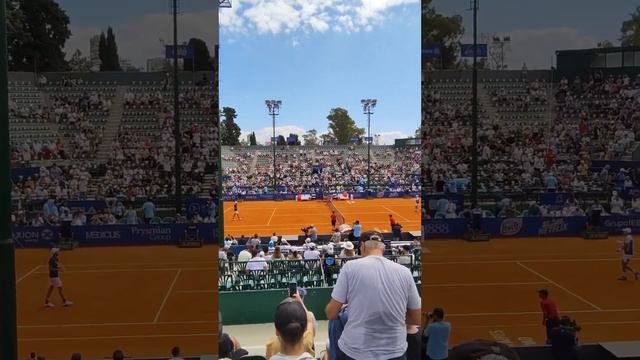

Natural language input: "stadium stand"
[222,144,421,195]
[423,69,640,217]
[9,71,219,226]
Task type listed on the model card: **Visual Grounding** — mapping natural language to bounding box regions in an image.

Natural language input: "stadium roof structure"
[219,0,231,8]
[556,45,640,80]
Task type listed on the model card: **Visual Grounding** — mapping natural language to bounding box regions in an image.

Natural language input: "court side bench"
[601,341,640,360]
[511,343,640,360]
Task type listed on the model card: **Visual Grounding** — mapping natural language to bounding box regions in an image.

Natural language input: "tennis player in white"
[45,248,73,308]
[618,228,639,281]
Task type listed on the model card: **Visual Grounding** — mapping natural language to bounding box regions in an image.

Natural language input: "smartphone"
[288,282,297,297]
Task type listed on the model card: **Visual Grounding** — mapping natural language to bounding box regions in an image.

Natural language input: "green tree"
[6,1,31,60]
[326,108,364,145]
[422,0,464,70]
[68,49,93,72]
[302,129,319,145]
[320,133,337,145]
[249,132,257,146]
[183,38,214,71]
[597,40,615,48]
[100,27,122,71]
[8,0,71,71]
[220,107,241,145]
[621,6,640,46]
[98,33,106,69]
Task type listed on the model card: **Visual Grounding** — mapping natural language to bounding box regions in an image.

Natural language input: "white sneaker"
[45,302,54,308]
[63,300,73,307]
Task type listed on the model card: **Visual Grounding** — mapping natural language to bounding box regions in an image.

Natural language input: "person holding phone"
[266,293,316,360]
[424,308,450,360]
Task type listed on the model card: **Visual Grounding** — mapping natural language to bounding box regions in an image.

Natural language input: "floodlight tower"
[266,100,282,193]
[361,99,377,193]
[492,35,511,70]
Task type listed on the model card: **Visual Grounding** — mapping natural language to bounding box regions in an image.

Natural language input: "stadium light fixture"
[492,35,511,70]
[266,100,282,193]
[361,98,377,195]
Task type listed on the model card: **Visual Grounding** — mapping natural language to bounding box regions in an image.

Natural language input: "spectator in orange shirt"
[538,289,560,344]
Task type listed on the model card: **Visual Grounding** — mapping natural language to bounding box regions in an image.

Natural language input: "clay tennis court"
[422,236,640,347]
[15,245,219,359]
[223,198,421,237]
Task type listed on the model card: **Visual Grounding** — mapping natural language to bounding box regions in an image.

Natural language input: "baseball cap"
[50,248,60,255]
[362,231,384,242]
[623,227,632,234]
[449,340,520,360]
[274,298,308,344]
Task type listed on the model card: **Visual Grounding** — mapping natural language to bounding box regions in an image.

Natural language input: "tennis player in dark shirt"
[45,248,73,308]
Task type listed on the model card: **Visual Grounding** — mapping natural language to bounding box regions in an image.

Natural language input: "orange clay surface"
[422,236,640,347]
[15,245,219,360]
[223,198,421,237]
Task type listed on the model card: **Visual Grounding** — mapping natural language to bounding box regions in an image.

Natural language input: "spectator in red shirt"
[538,289,560,344]
[389,214,396,228]
[330,211,337,230]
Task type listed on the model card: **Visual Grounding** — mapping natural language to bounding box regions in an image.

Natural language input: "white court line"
[516,261,602,311]
[16,265,40,284]
[154,269,182,323]
[61,260,217,267]
[425,281,549,287]
[19,320,215,329]
[32,267,215,274]
[383,206,411,222]
[455,319,640,329]
[266,208,277,225]
[19,333,216,341]
[445,308,640,317]
[425,258,621,265]
[424,252,618,260]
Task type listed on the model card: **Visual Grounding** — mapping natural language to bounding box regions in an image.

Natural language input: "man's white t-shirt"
[237,250,252,262]
[246,257,268,271]
[269,353,314,360]
[331,255,421,360]
[303,250,320,260]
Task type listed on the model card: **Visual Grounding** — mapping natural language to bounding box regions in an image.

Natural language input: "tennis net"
[325,197,346,226]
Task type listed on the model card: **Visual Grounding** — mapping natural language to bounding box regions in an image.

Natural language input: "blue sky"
[432,0,635,69]
[219,0,420,144]
[59,0,218,68]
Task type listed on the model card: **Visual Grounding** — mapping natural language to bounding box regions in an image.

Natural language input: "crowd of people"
[9,79,219,224]
[223,146,421,195]
[27,346,188,360]
[423,71,640,215]
[10,87,111,162]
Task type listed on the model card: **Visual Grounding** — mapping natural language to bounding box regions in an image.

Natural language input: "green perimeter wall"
[220,285,422,325]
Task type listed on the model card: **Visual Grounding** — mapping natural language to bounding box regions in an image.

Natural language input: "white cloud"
[242,125,307,144]
[506,27,598,69]
[65,10,219,69]
[462,27,599,70]
[376,131,408,145]
[220,0,245,33]
[220,0,418,36]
